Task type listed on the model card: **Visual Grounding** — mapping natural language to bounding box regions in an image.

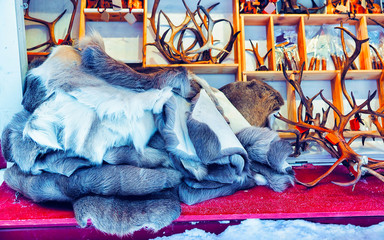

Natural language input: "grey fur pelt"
[1,32,296,236]
[220,79,284,127]
[236,127,295,192]
[80,34,190,98]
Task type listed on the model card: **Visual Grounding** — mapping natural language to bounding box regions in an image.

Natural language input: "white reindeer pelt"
[2,33,294,236]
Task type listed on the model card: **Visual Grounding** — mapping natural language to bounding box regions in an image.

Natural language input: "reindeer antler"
[146,0,239,64]
[276,25,384,188]
[25,0,78,52]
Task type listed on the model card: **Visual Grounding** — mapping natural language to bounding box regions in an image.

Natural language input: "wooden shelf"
[83,8,144,22]
[27,52,49,62]
[243,70,384,81]
[143,0,241,78]
[144,64,239,74]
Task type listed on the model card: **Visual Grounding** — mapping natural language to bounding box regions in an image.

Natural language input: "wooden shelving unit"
[79,0,145,39]
[238,11,384,137]
[83,8,144,22]
[142,0,242,80]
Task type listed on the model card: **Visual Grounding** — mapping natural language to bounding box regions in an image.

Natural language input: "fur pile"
[1,33,294,236]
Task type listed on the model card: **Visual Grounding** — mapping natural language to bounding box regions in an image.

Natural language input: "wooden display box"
[238,10,384,137]
[142,0,242,80]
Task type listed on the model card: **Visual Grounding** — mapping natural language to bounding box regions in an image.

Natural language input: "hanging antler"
[275,26,384,188]
[25,0,78,52]
[146,0,240,64]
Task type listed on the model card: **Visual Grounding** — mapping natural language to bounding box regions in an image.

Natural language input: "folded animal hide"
[1,33,294,236]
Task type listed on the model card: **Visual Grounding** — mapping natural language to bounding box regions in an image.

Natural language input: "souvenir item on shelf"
[146,0,239,64]
[86,0,143,9]
[239,0,278,14]
[246,40,272,71]
[24,0,78,52]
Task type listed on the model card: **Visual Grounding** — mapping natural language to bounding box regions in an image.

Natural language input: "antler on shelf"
[276,25,384,188]
[25,0,78,52]
[146,0,240,64]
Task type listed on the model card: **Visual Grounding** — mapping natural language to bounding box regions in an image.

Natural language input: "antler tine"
[198,2,220,31]
[61,0,78,45]
[185,6,230,58]
[306,136,340,158]
[282,62,312,116]
[297,156,347,187]
[148,0,160,34]
[320,106,331,127]
[335,26,369,108]
[319,90,343,119]
[368,17,384,29]
[370,44,384,69]
[275,112,331,133]
[350,91,357,106]
[332,159,363,187]
[364,167,384,183]
[247,40,262,68]
[25,0,78,51]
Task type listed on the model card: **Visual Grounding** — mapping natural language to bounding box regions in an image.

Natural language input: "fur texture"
[220,79,284,127]
[2,33,296,236]
[74,193,180,237]
[81,44,190,97]
[5,164,181,202]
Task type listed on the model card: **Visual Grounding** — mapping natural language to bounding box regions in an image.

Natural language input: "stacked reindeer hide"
[1,33,294,236]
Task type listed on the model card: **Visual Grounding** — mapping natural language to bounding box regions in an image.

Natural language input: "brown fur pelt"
[219,79,284,127]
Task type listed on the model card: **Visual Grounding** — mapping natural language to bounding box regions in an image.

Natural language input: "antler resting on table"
[276,25,384,188]
[146,0,240,64]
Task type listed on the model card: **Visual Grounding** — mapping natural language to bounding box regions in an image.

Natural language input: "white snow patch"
[151,219,384,240]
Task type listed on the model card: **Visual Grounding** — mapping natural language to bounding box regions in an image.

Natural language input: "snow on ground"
[152,219,384,240]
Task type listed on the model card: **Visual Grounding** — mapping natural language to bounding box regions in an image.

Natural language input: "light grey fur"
[74,194,180,237]
[1,110,48,172]
[31,151,92,177]
[103,145,172,169]
[4,164,181,202]
[236,127,295,192]
[2,32,297,236]
[81,44,191,98]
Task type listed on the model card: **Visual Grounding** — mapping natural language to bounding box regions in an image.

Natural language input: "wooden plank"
[273,14,301,26]
[233,0,241,81]
[267,16,276,71]
[297,16,307,70]
[144,64,239,74]
[79,0,87,40]
[242,14,271,26]
[377,71,384,108]
[239,15,246,81]
[142,0,148,67]
[286,74,297,128]
[83,8,144,22]
[357,16,370,70]
[331,73,344,120]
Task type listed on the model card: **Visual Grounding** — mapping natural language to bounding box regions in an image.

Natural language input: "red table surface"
[1,164,384,228]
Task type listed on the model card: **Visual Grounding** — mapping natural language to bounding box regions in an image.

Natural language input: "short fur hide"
[2,33,295,236]
[220,79,284,127]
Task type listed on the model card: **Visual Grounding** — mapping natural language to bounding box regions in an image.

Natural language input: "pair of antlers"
[146,0,240,64]
[276,25,384,188]
[25,0,78,52]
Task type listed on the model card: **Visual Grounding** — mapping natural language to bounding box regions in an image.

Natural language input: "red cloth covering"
[0,141,6,169]
[1,164,384,228]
